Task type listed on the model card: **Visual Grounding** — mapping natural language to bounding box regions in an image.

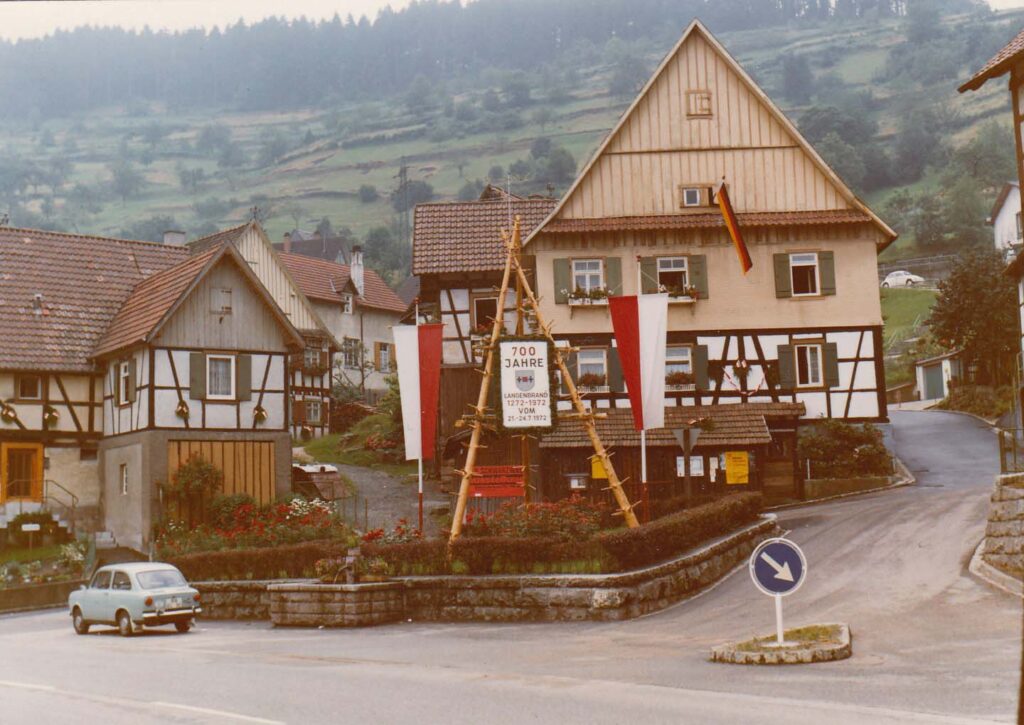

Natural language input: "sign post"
[21,523,40,551]
[749,537,807,645]
[672,426,702,499]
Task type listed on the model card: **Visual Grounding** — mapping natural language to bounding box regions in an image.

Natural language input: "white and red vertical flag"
[393,323,444,461]
[608,294,669,431]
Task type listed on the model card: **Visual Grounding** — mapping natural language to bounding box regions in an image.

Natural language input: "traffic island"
[710,623,851,665]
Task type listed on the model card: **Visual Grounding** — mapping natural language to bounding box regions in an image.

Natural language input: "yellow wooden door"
[0,443,44,503]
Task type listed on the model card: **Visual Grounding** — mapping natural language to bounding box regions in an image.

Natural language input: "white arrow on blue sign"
[749,537,807,597]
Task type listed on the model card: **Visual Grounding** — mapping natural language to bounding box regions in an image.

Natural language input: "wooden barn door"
[167,440,276,507]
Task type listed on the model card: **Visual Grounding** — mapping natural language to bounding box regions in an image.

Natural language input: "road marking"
[0,679,56,692]
[151,702,284,724]
[760,551,795,582]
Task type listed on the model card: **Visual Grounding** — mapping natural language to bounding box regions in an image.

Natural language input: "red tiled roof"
[412,198,558,275]
[539,402,805,449]
[542,209,873,234]
[93,246,222,358]
[959,27,1024,92]
[278,252,407,313]
[186,223,249,255]
[0,227,186,372]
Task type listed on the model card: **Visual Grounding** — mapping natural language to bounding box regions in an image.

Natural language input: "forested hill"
[0,0,925,117]
[0,0,1021,283]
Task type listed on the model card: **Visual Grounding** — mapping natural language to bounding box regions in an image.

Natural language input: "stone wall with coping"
[198,516,778,626]
[982,473,1024,574]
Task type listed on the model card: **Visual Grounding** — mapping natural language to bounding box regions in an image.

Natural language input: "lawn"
[303,416,417,478]
[734,624,843,652]
[0,544,63,565]
[880,287,937,349]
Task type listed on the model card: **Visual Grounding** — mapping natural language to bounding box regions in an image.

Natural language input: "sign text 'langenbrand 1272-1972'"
[499,340,552,429]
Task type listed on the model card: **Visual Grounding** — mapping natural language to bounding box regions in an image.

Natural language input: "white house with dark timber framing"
[523,20,897,500]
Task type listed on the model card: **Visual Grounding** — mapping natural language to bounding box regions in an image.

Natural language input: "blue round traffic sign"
[749,537,807,596]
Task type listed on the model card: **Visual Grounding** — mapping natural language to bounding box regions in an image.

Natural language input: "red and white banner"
[393,323,444,461]
[608,294,668,431]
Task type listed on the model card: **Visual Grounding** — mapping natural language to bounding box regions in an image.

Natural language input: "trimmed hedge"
[168,494,762,580]
[168,540,350,581]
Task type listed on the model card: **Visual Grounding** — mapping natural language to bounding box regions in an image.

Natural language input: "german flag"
[714,181,752,275]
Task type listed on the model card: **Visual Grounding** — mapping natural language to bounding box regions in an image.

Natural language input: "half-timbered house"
[523,20,896,499]
[188,222,337,439]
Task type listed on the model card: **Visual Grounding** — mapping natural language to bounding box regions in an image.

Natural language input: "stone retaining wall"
[803,475,893,500]
[202,516,777,627]
[982,473,1024,575]
[0,579,86,614]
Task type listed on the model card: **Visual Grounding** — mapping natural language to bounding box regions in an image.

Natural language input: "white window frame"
[789,252,820,297]
[666,345,694,389]
[119,463,128,496]
[206,354,236,400]
[681,187,703,207]
[572,259,604,293]
[118,361,131,406]
[17,374,41,400]
[576,348,608,388]
[472,296,499,332]
[211,287,232,314]
[378,343,391,373]
[342,338,361,369]
[794,344,823,388]
[306,400,322,425]
[340,293,354,315]
[304,348,320,369]
[657,257,689,290]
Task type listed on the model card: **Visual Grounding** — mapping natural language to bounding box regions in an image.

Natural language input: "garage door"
[167,440,276,505]
[923,364,945,401]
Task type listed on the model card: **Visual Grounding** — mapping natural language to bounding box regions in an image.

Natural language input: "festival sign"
[498,338,554,430]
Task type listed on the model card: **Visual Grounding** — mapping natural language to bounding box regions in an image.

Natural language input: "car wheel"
[881,282,889,288]
[174,619,192,634]
[72,608,89,635]
[116,610,134,637]
[906,279,915,287]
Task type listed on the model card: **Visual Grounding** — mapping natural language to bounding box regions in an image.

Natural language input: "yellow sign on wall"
[591,455,608,480]
[724,451,749,485]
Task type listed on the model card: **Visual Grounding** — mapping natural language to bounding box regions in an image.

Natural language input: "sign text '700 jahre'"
[499,341,552,429]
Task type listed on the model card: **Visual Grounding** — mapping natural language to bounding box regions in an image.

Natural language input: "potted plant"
[175,400,190,420]
[356,556,390,582]
[253,405,268,424]
[665,371,694,388]
[577,372,607,390]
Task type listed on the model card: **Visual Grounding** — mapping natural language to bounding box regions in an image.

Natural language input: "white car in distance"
[881,270,925,288]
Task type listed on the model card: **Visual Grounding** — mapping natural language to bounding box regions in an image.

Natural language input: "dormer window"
[340,293,353,314]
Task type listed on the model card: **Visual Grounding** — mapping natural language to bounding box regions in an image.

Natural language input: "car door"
[83,570,112,622]
[109,570,134,621]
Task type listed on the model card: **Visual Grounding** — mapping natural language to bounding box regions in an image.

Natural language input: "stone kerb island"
[196,514,779,627]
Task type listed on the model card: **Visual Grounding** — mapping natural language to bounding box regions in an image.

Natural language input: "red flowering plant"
[155,496,355,557]
[361,517,421,545]
[462,496,608,542]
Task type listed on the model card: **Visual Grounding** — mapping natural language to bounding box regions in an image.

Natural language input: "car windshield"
[136,569,187,589]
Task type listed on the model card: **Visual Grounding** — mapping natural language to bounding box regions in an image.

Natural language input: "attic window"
[686,91,712,118]
[679,186,712,208]
[211,288,232,315]
[340,293,353,314]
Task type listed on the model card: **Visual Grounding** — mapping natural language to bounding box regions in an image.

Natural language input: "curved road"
[0,410,1020,724]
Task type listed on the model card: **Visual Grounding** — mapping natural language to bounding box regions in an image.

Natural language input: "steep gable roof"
[525,19,896,248]
[959,26,1024,92]
[94,242,304,358]
[0,226,186,372]
[988,181,1020,223]
[278,252,407,314]
[413,197,557,275]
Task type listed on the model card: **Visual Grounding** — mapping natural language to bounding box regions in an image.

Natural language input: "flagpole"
[640,428,649,524]
[415,301,424,534]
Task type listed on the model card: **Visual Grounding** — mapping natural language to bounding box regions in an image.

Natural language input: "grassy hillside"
[2,9,1021,274]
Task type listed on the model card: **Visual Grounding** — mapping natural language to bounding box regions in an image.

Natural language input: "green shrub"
[168,540,351,581]
[206,493,256,529]
[937,383,1015,420]
[596,493,762,571]
[797,419,892,479]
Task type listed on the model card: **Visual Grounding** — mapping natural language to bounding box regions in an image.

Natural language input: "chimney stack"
[283,232,292,254]
[351,244,364,296]
[163,230,187,246]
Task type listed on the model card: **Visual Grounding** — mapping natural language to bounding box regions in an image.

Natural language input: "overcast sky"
[0,0,1022,42]
[0,0,413,42]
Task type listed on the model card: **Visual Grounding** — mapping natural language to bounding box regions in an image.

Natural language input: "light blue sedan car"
[69,562,201,636]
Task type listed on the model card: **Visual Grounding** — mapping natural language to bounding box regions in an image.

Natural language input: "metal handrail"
[44,479,79,509]
[2,478,77,532]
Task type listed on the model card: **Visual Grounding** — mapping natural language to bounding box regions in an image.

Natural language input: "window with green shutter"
[553,258,571,304]
[693,345,710,389]
[639,257,659,294]
[773,254,792,298]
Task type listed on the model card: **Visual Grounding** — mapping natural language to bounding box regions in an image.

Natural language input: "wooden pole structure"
[514,224,531,503]
[506,233,639,529]
[449,221,518,542]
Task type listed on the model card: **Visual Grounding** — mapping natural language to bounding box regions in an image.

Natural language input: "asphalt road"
[0,409,1020,724]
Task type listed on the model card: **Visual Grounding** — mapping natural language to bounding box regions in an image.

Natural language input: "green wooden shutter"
[693,345,709,390]
[823,343,840,388]
[237,354,252,401]
[605,257,622,295]
[553,258,571,304]
[777,345,795,389]
[561,349,577,394]
[690,255,709,299]
[773,254,792,298]
[189,352,206,400]
[639,257,659,294]
[127,358,137,403]
[607,345,623,392]
[113,365,121,406]
[818,251,836,296]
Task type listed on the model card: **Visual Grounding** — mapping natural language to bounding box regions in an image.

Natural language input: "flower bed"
[156,496,355,558]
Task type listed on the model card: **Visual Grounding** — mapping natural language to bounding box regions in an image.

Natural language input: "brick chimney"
[163,230,187,246]
[351,244,364,296]
[283,232,292,253]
